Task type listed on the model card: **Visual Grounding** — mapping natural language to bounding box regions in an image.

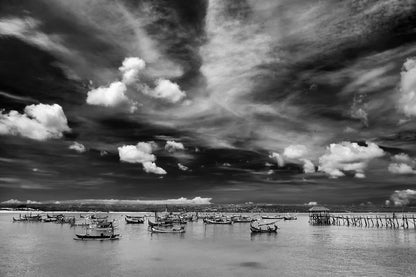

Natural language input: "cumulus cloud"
[165,140,185,152]
[283,145,308,159]
[389,189,416,206]
[119,57,146,85]
[0,103,70,140]
[69,141,86,153]
[398,58,416,117]
[305,201,318,206]
[118,142,166,174]
[388,153,416,174]
[86,81,129,107]
[300,159,316,173]
[177,163,189,171]
[143,79,186,103]
[318,141,384,178]
[388,163,416,174]
[269,152,284,167]
[143,161,167,175]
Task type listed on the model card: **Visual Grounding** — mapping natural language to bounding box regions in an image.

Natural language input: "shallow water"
[1,212,416,277]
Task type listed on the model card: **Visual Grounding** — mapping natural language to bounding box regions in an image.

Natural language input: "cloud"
[389,189,416,206]
[398,58,416,117]
[305,201,318,206]
[318,141,384,178]
[1,199,41,204]
[388,163,416,174]
[119,57,146,85]
[177,163,189,171]
[143,79,186,103]
[388,153,416,174]
[69,141,86,153]
[269,152,284,167]
[283,145,308,159]
[0,103,70,140]
[0,17,70,55]
[118,142,166,174]
[142,161,166,175]
[86,81,129,107]
[165,140,185,152]
[300,159,316,174]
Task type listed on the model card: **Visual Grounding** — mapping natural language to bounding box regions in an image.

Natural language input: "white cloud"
[69,141,86,153]
[0,17,70,55]
[86,81,129,107]
[305,201,318,206]
[283,145,308,159]
[142,161,166,175]
[300,159,315,174]
[389,189,416,206]
[0,103,70,140]
[119,57,146,85]
[118,142,166,175]
[388,153,416,174]
[318,141,384,178]
[388,163,416,174]
[398,58,416,117]
[177,163,189,171]
[165,140,185,152]
[269,152,284,167]
[1,199,41,204]
[143,79,186,103]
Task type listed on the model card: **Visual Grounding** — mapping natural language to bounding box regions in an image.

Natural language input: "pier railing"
[310,214,416,229]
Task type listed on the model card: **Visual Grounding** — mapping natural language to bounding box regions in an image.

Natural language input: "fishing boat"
[43,217,58,222]
[148,219,174,228]
[250,222,278,233]
[125,215,145,224]
[150,226,185,233]
[203,217,233,224]
[283,214,297,221]
[12,214,42,222]
[261,215,283,220]
[231,215,254,223]
[74,233,120,240]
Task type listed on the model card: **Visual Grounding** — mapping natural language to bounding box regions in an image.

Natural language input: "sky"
[1,0,416,206]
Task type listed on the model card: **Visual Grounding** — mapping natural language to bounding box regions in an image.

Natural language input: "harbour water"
[1,212,416,277]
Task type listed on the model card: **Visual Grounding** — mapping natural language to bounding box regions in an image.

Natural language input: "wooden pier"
[308,206,416,229]
[327,214,416,229]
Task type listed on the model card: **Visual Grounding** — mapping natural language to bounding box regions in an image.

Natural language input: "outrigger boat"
[74,219,120,241]
[250,221,278,233]
[125,215,145,224]
[261,215,284,220]
[231,215,254,223]
[203,217,233,224]
[148,219,175,228]
[150,226,185,233]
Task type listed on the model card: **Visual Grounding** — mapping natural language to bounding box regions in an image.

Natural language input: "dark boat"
[125,215,145,224]
[74,233,120,240]
[250,222,278,233]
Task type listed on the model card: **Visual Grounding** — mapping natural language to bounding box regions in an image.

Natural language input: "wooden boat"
[231,216,254,223]
[250,222,278,233]
[125,215,144,224]
[261,215,283,220]
[150,226,185,233]
[283,214,297,221]
[13,214,42,222]
[74,233,120,240]
[203,218,233,224]
[43,217,58,222]
[148,219,174,228]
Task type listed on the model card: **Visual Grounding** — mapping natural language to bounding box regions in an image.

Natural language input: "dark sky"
[1,0,416,205]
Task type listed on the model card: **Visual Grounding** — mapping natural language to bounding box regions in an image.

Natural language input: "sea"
[1,212,416,277]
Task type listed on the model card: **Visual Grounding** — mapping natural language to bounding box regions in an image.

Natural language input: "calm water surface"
[1,212,416,277]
